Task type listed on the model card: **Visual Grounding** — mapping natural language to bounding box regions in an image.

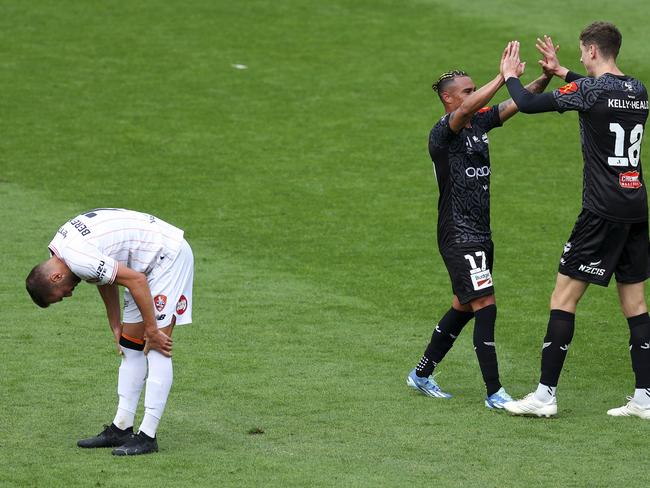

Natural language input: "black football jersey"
[553,74,649,222]
[428,106,502,248]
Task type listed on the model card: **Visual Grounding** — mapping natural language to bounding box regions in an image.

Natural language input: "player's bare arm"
[497,73,552,123]
[114,264,173,357]
[446,43,515,133]
[97,284,123,355]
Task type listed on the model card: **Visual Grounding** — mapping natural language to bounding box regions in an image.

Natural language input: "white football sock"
[113,346,147,430]
[139,350,173,438]
[534,383,556,402]
[633,388,650,407]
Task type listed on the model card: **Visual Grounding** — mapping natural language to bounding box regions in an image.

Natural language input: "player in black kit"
[407,42,554,409]
[500,22,650,419]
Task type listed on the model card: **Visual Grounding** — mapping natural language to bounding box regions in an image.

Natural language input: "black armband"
[565,70,585,83]
[505,77,558,114]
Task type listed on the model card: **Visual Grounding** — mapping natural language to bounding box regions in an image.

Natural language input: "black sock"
[539,309,575,387]
[416,307,474,377]
[628,313,650,389]
[473,304,501,396]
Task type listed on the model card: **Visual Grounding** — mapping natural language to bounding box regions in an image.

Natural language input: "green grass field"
[2,0,650,486]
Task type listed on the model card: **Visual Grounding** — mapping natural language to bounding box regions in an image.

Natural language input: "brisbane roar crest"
[154,294,167,312]
[558,82,578,95]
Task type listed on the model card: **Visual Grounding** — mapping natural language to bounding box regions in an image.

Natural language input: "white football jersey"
[48,208,185,285]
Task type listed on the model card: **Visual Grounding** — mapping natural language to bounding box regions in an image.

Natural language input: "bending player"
[26,208,195,453]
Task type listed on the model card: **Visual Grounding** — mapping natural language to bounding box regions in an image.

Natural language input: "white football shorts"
[123,238,194,328]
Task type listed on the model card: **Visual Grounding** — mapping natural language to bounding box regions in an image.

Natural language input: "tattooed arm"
[498,73,552,123]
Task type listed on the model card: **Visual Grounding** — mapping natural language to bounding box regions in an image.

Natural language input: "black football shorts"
[439,240,495,305]
[559,209,650,286]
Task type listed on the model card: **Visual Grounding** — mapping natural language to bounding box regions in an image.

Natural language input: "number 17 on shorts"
[464,251,493,291]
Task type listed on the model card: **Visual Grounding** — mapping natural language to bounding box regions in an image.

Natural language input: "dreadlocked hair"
[432,69,468,95]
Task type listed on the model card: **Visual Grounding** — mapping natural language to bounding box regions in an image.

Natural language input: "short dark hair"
[26,263,52,308]
[432,69,469,100]
[580,21,622,59]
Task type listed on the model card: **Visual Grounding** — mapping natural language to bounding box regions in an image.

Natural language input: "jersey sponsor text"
[620,171,642,189]
[578,263,606,276]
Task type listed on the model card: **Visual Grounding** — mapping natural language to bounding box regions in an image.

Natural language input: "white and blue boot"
[406,368,452,398]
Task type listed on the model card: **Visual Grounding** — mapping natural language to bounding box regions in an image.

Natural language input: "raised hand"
[536,35,561,76]
[501,41,525,80]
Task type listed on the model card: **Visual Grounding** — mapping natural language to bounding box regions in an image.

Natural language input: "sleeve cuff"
[565,70,585,83]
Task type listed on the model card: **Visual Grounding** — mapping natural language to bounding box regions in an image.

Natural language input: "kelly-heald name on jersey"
[553,73,649,223]
[608,99,649,110]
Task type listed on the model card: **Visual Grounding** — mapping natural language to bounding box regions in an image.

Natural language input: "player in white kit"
[26,208,194,455]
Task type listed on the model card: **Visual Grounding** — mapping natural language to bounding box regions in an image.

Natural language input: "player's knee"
[119,334,145,351]
[452,295,472,312]
[549,291,578,313]
[469,295,495,312]
[620,299,647,318]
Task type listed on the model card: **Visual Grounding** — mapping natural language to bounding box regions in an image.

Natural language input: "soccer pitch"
[2,0,649,486]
